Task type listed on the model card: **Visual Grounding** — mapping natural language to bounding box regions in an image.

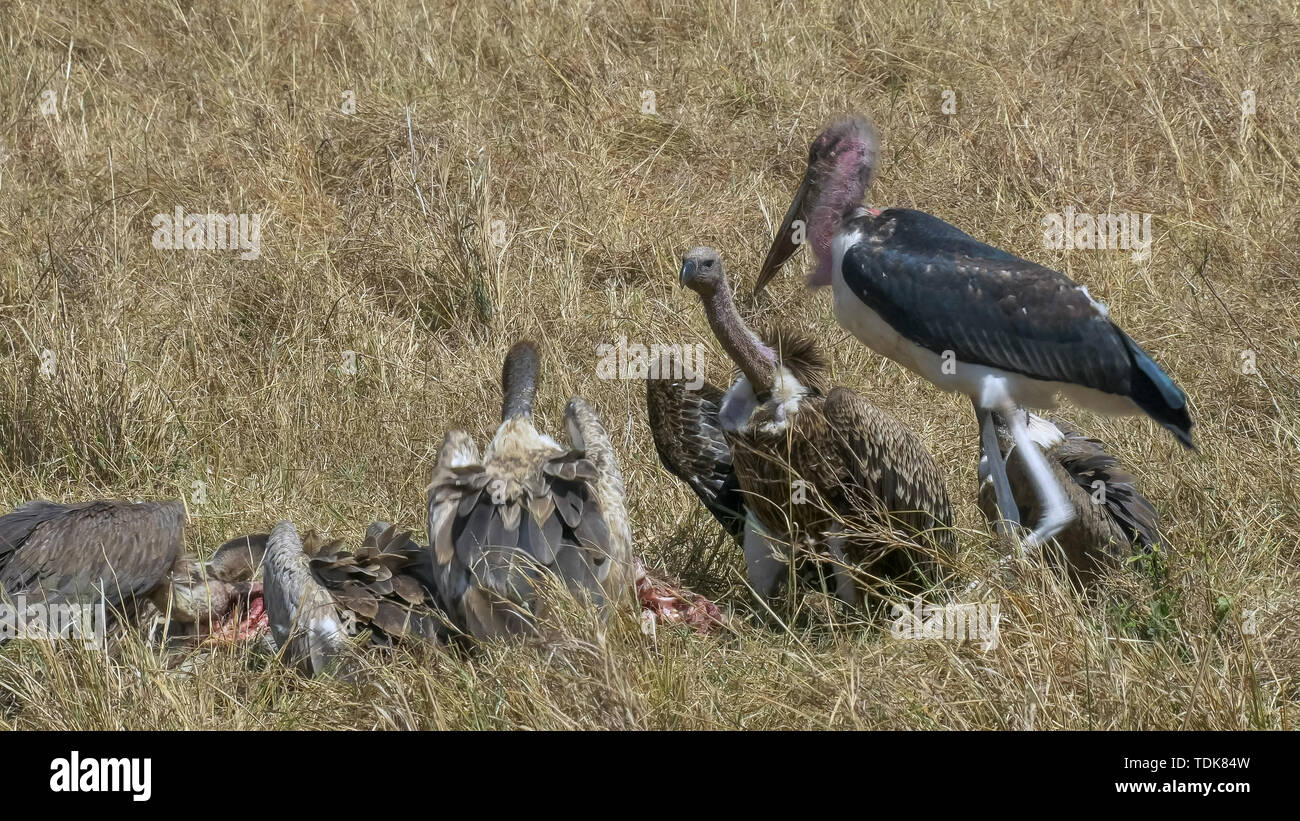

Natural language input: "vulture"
[0,499,254,641]
[977,410,1162,584]
[754,115,1192,553]
[215,520,444,676]
[427,340,634,640]
[675,246,955,608]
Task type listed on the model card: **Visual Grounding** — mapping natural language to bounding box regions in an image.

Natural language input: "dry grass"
[0,0,1297,729]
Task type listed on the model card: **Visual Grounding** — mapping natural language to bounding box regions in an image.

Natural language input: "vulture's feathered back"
[427,341,633,640]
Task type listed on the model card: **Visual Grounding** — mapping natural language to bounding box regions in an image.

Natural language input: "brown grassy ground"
[0,0,1296,729]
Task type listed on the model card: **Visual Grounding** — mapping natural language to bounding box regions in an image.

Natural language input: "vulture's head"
[163,567,266,640]
[177,533,271,641]
[679,246,727,296]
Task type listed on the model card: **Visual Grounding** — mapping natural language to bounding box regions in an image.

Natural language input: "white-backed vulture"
[427,340,633,640]
[678,247,955,608]
[0,499,252,640]
[214,520,444,676]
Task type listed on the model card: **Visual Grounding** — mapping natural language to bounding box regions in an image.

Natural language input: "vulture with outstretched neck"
[427,341,634,640]
[675,247,955,608]
[977,410,1162,584]
[0,499,254,639]
[214,520,444,676]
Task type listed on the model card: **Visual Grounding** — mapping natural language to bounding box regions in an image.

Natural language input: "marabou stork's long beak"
[754,173,812,295]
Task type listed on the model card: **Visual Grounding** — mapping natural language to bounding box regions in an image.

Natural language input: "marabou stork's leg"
[975,401,1020,533]
[1001,408,1075,554]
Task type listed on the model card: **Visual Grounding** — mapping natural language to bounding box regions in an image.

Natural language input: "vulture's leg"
[741,513,785,602]
[1003,409,1075,554]
[825,529,860,607]
[976,404,1020,532]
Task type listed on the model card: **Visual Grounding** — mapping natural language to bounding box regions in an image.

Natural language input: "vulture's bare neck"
[492,342,562,460]
[700,284,776,394]
[501,343,540,422]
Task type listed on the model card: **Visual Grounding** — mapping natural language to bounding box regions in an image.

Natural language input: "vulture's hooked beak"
[679,257,697,287]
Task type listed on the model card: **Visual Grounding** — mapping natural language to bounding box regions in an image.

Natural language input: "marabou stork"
[755,116,1192,552]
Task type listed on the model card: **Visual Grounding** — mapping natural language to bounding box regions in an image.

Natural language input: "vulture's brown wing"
[0,501,69,581]
[563,397,633,604]
[819,388,956,557]
[1050,421,1162,553]
[644,366,745,541]
[427,430,483,632]
[305,524,444,644]
[0,500,184,608]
